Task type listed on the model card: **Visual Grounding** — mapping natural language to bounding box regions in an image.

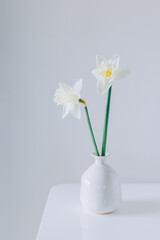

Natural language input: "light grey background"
[1,0,160,239]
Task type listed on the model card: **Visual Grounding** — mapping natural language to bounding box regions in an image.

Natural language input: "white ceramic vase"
[80,153,121,214]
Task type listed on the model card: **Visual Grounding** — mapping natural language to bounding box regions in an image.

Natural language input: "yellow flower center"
[105,70,112,78]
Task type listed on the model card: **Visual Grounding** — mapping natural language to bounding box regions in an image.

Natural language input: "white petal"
[54,88,65,105]
[53,96,59,105]
[97,80,107,96]
[59,83,72,94]
[109,53,119,70]
[62,104,72,118]
[71,103,81,119]
[97,79,113,96]
[114,67,130,80]
[96,55,106,67]
[92,68,105,82]
[73,79,83,93]
[91,68,98,77]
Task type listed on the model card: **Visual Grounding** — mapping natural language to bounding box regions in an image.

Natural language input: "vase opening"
[91,153,110,165]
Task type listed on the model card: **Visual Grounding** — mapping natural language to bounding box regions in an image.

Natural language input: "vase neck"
[91,153,110,165]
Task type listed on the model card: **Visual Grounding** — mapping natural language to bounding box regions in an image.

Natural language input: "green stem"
[79,99,100,156]
[101,86,112,156]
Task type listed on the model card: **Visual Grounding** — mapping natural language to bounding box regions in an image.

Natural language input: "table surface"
[36,184,160,240]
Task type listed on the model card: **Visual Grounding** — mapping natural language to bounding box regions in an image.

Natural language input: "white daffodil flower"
[54,79,82,119]
[92,54,129,96]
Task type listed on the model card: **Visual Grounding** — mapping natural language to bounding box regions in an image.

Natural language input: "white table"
[36,184,160,240]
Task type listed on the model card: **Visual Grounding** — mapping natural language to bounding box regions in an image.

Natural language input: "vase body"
[80,154,121,214]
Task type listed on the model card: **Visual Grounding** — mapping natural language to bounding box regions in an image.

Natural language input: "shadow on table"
[80,200,160,240]
[116,199,160,215]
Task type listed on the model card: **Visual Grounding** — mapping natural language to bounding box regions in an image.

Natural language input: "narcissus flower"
[92,54,129,96]
[54,79,82,119]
